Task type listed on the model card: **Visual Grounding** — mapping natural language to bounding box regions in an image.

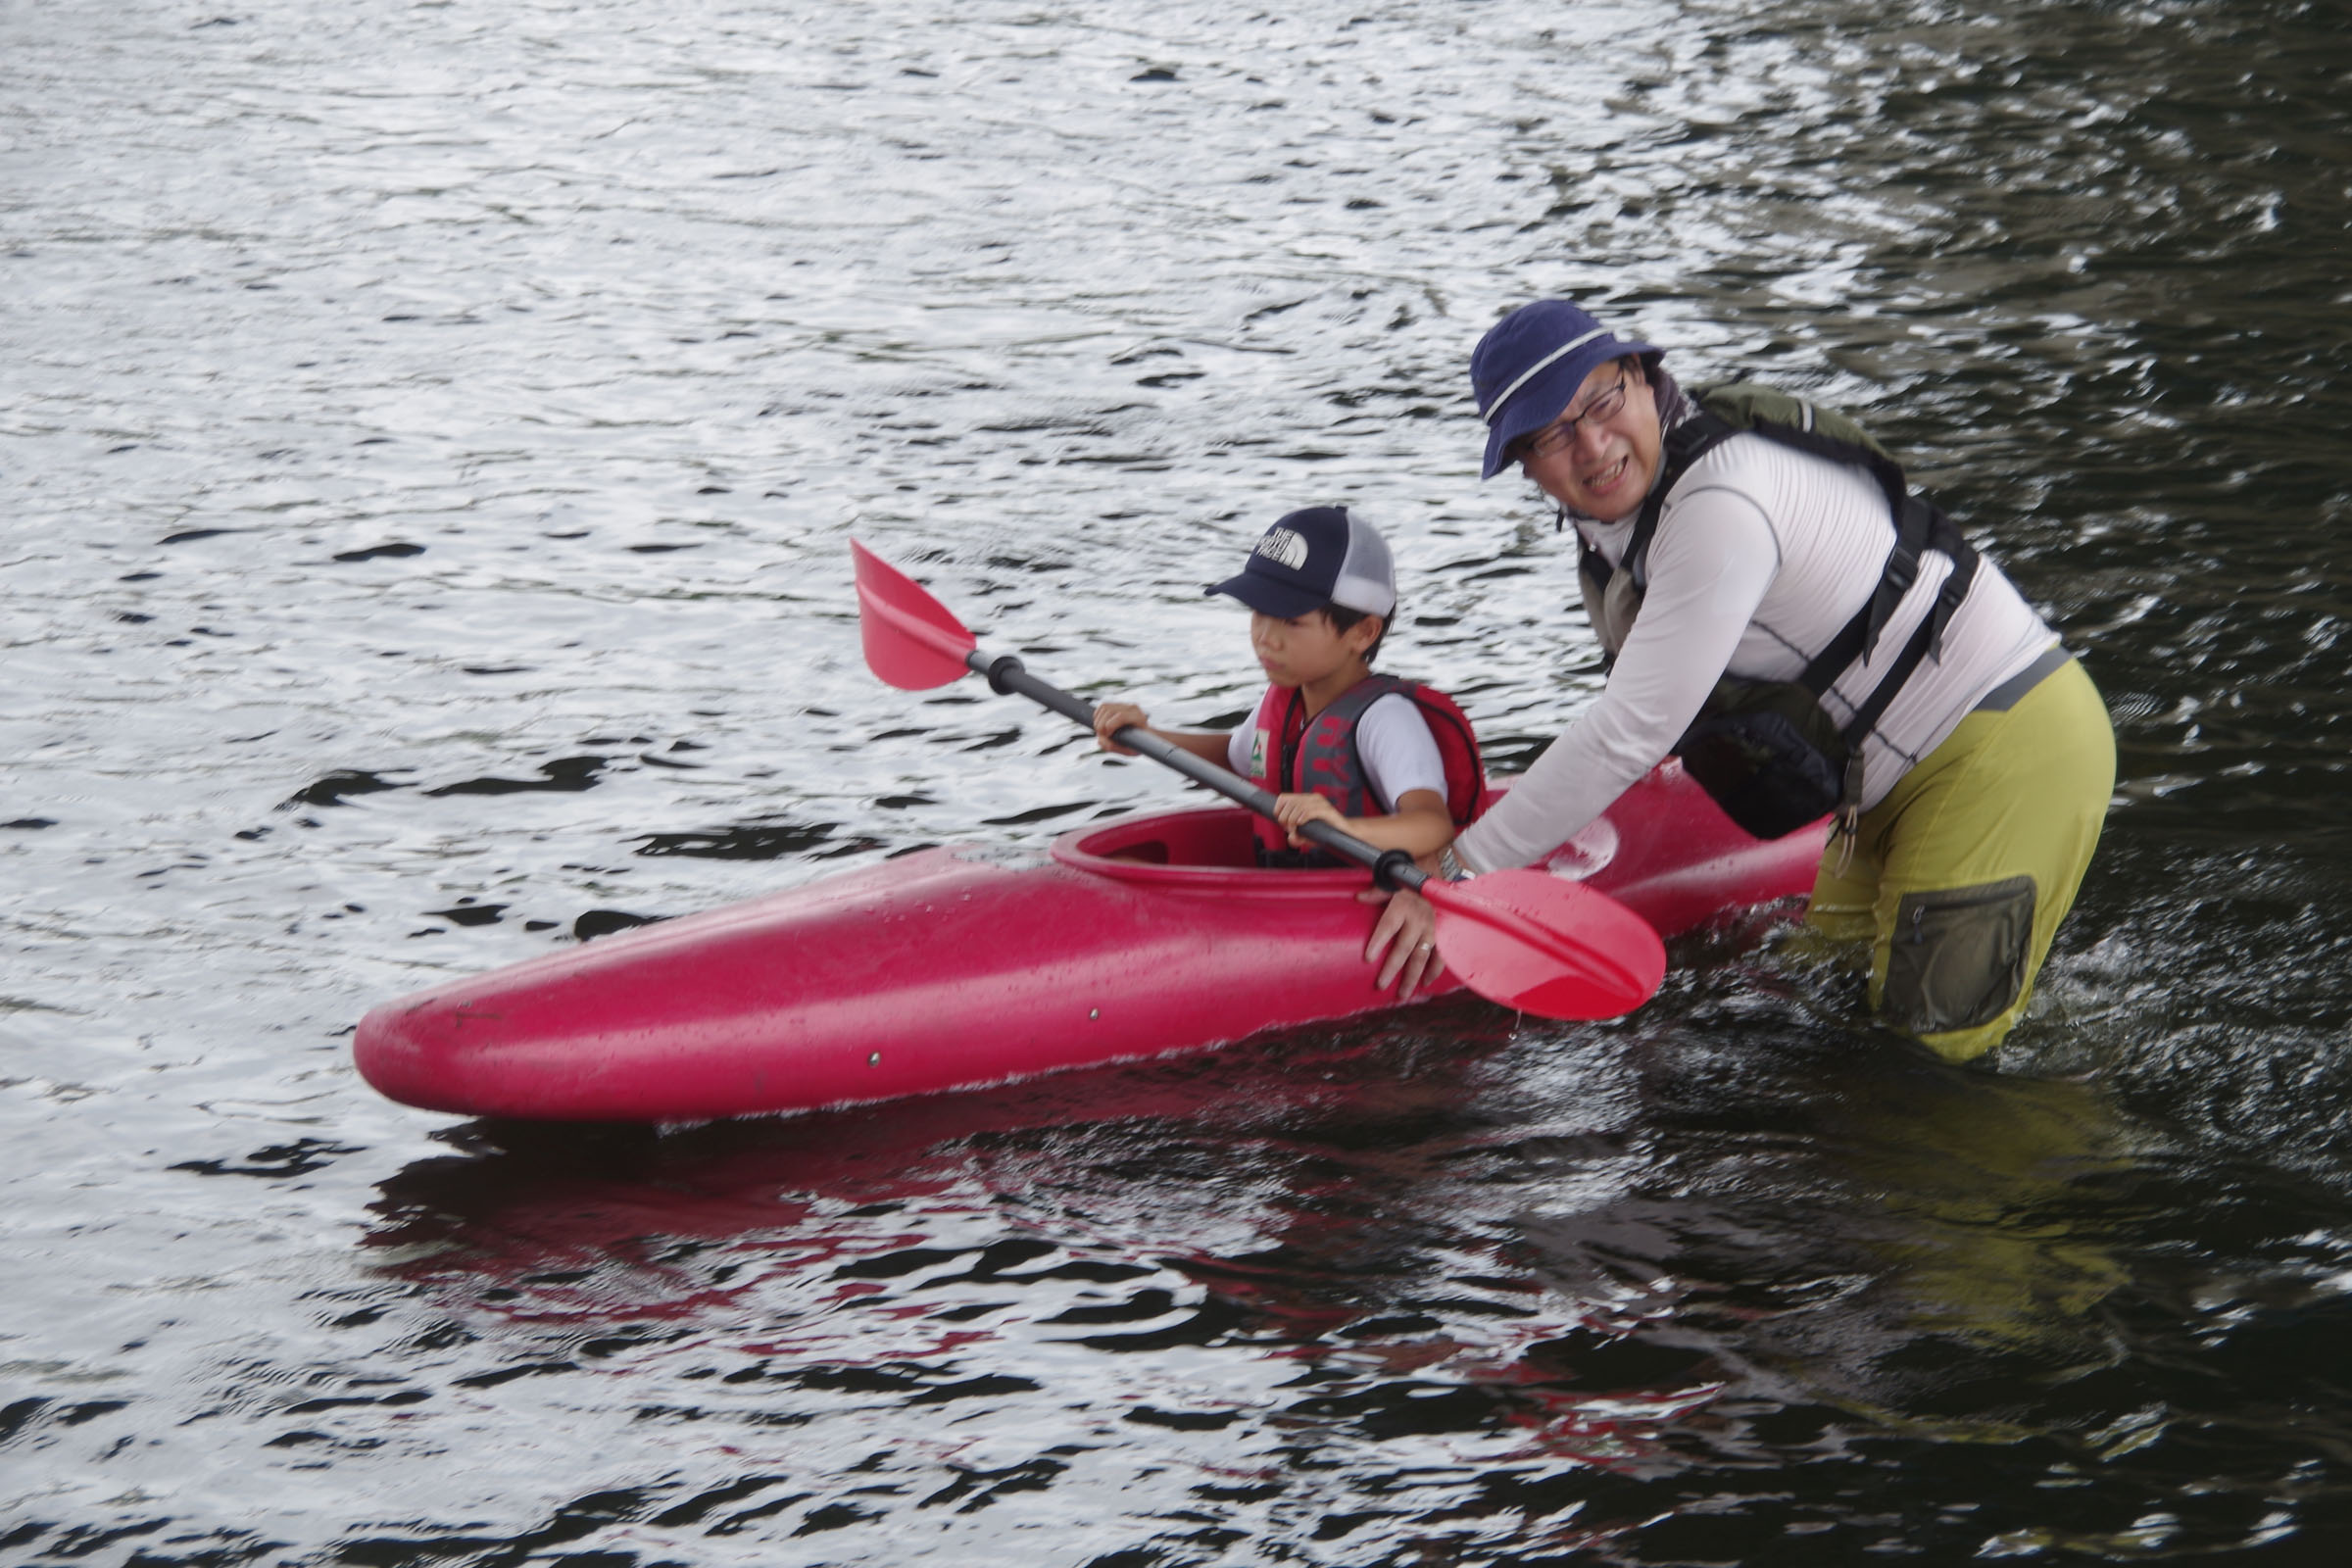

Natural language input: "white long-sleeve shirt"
[1453,431,2058,873]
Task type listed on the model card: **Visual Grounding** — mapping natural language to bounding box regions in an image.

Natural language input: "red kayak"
[353,764,1825,1123]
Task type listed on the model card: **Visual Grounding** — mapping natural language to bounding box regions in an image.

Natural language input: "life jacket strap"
[1614,400,1982,746]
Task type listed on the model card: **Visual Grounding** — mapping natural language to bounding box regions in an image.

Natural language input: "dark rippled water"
[6,1,2348,1562]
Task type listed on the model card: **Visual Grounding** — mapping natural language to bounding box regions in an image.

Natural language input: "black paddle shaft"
[970,651,1426,892]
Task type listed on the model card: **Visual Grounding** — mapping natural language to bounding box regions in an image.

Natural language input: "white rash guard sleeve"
[1454,485,1782,872]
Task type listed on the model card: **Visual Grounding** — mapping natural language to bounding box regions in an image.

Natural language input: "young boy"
[1092,506,1487,864]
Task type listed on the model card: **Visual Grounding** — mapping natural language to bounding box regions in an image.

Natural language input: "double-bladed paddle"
[850,540,1666,1020]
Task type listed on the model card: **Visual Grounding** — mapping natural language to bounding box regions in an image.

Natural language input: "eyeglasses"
[1515,371,1632,463]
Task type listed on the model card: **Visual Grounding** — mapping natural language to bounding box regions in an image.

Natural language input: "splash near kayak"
[353,767,1825,1122]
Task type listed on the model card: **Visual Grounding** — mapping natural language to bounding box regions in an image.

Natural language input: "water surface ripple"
[4,1,2348,1562]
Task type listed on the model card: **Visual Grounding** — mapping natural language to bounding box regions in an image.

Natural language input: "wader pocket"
[1884,876,2037,1035]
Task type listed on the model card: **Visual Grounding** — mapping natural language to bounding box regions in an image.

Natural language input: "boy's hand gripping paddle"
[851,540,1666,1021]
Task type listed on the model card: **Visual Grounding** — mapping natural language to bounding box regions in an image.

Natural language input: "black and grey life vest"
[1577,384,1982,839]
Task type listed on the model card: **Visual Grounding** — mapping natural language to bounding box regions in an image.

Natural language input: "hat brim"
[1480,335,1658,479]
[1205,572,1328,619]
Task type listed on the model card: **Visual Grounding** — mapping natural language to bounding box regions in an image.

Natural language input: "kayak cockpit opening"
[1050,807,1369,890]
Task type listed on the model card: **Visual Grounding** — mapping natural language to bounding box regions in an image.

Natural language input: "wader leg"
[1807,659,2115,1061]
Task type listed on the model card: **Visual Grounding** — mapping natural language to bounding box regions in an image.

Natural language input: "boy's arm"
[1273,789,1455,857]
[1093,702,1237,768]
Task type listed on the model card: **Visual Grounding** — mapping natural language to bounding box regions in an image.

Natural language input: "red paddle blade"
[1428,868,1666,1020]
[852,540,980,690]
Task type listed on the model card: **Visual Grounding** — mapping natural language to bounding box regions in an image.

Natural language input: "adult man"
[1374,299,2113,1060]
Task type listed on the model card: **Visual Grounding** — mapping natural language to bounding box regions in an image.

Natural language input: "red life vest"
[1244,675,1491,864]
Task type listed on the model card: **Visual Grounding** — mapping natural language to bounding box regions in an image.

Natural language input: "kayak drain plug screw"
[868,1053,881,1066]
[1090,1008,1099,1019]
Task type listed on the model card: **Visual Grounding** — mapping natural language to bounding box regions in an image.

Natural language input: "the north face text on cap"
[1254,527,1308,569]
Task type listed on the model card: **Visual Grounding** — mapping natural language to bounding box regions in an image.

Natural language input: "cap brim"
[1205,573,1327,618]
[1479,423,1525,481]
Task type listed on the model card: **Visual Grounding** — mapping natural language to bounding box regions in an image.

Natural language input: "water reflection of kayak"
[353,763,1825,1124]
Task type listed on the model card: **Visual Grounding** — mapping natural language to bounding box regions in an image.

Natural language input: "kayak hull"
[355,765,1826,1122]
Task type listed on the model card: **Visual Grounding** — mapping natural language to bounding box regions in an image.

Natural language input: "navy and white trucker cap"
[1205,507,1396,620]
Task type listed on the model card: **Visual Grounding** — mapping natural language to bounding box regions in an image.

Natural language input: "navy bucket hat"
[1469,300,1659,479]
[1206,506,1396,620]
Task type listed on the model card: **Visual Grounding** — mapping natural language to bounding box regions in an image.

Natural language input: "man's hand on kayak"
[1361,884,1442,999]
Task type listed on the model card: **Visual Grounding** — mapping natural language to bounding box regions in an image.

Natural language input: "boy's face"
[1249,609,1379,690]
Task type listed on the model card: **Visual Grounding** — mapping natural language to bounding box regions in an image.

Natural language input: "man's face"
[1517,358,1661,523]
